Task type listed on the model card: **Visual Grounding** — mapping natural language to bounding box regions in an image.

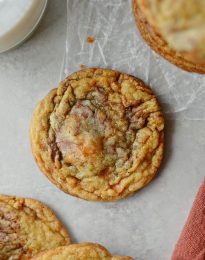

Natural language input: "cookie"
[133,0,205,73]
[31,243,134,260]
[30,68,164,201]
[0,195,71,259]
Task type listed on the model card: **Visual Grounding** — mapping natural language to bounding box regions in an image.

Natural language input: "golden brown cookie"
[31,243,134,260]
[30,68,164,201]
[0,195,71,259]
[133,0,205,73]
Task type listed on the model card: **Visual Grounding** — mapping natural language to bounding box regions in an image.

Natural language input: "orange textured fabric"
[172,179,205,260]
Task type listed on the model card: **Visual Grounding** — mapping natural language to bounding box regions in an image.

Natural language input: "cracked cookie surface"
[30,68,164,201]
[0,195,71,259]
[31,243,133,260]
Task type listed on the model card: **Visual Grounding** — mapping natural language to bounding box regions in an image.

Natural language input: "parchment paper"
[62,0,205,120]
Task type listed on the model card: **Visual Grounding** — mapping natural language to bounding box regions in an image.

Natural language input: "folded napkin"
[172,179,205,260]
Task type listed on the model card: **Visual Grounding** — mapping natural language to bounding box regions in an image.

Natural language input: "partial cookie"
[133,0,205,73]
[0,195,71,259]
[30,68,164,201]
[31,243,133,260]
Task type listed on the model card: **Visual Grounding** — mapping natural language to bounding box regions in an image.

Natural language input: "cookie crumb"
[86,37,95,43]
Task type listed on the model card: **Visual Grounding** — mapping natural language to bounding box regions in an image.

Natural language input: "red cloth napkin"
[172,179,205,260]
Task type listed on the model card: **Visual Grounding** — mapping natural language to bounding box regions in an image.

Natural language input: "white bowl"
[0,0,48,53]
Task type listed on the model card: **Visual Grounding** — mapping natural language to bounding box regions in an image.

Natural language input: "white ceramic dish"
[0,0,48,53]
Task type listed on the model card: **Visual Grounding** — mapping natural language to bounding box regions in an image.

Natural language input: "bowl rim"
[0,0,48,54]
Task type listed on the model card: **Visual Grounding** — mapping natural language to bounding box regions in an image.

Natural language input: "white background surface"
[0,1,204,259]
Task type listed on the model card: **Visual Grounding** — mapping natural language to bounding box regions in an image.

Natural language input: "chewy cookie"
[31,243,133,260]
[0,195,71,259]
[133,0,205,73]
[30,68,164,201]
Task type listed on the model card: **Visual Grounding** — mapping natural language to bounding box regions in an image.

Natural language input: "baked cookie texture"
[31,243,134,260]
[0,195,71,259]
[133,0,205,73]
[30,68,164,201]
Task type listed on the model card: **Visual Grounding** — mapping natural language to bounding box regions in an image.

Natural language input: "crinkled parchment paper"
[62,0,205,120]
